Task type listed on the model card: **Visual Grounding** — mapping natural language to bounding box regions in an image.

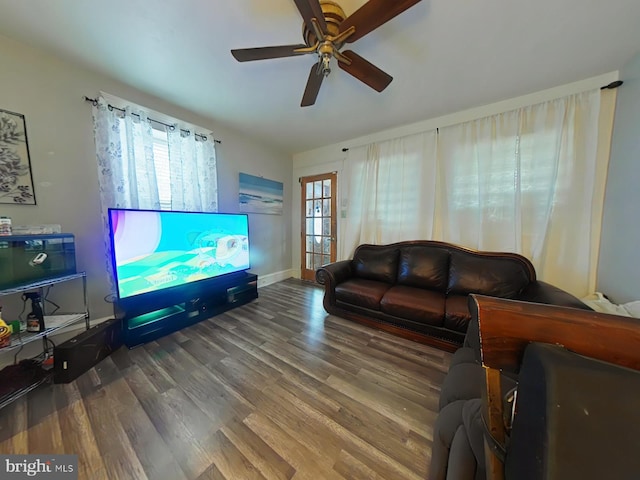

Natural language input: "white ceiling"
[1,0,639,154]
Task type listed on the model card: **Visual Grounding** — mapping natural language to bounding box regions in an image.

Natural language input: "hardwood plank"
[243,412,346,480]
[199,429,268,480]
[333,449,388,480]
[273,377,428,478]
[221,416,295,480]
[139,388,218,478]
[57,398,106,479]
[0,394,28,450]
[82,388,149,479]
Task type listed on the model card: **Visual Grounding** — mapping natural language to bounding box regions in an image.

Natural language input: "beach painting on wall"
[239,173,283,215]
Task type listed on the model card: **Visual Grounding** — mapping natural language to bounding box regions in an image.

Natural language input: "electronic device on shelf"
[108,208,258,347]
[53,318,122,383]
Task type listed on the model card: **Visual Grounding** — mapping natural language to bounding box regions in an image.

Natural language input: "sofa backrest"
[447,250,534,298]
[397,244,450,290]
[352,244,400,283]
[353,241,536,297]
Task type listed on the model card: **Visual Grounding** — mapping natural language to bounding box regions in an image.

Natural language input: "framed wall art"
[0,109,36,205]
[239,172,283,215]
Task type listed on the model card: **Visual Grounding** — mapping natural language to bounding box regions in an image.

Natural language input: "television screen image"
[108,209,250,300]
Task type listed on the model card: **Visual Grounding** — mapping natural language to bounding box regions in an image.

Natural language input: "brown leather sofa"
[315,241,590,350]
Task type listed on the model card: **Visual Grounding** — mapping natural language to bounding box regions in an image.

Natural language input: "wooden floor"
[0,278,451,480]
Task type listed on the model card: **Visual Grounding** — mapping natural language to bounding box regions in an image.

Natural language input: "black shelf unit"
[117,271,258,348]
[0,272,89,410]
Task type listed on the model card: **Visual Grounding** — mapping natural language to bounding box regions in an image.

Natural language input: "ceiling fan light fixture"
[320,53,332,76]
[231,0,423,106]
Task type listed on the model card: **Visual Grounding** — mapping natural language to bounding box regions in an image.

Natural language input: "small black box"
[53,318,122,383]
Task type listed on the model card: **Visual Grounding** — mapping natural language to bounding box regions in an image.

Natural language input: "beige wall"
[0,33,293,322]
[598,51,640,304]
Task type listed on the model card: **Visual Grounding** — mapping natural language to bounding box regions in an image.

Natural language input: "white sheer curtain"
[166,127,218,212]
[436,90,602,296]
[340,89,611,297]
[340,131,438,258]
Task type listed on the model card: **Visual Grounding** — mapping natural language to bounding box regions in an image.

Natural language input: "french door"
[300,172,337,281]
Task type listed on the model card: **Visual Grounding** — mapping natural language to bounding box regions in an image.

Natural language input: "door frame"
[300,172,337,281]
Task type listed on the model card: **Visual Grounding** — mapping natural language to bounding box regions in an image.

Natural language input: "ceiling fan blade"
[338,50,392,92]
[294,0,328,35]
[231,44,308,62]
[339,0,422,43]
[301,64,325,107]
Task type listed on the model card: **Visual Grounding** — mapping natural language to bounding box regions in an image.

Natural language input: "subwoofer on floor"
[53,318,122,383]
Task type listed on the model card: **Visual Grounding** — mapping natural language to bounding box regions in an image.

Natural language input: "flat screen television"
[108,208,251,303]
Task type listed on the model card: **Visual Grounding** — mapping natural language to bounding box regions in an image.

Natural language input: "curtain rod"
[341,81,624,152]
[83,96,221,144]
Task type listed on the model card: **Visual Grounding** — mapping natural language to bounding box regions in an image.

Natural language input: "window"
[117,122,172,210]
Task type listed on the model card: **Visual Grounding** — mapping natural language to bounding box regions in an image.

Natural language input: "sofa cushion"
[335,278,390,311]
[397,245,450,291]
[461,399,486,478]
[450,347,479,368]
[429,400,467,480]
[380,286,445,326]
[463,316,482,363]
[352,245,400,283]
[439,362,484,410]
[447,251,531,297]
[445,295,473,333]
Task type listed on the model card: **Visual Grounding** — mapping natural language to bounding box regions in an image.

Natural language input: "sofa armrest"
[315,260,353,286]
[516,281,591,310]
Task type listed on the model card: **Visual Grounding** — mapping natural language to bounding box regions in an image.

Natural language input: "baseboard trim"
[257,270,295,288]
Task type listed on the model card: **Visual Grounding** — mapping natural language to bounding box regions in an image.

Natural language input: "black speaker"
[53,318,122,383]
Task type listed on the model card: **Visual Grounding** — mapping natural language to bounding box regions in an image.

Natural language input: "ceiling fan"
[231,0,422,107]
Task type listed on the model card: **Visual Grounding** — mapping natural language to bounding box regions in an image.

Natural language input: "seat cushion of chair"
[462,398,486,474]
[429,399,467,480]
[439,362,484,411]
[450,347,479,368]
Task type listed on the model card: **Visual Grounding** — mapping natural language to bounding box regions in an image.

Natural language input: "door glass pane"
[314,181,322,198]
[314,201,322,242]
[306,182,313,200]
[306,253,313,268]
[322,255,331,266]
[323,179,331,197]
[323,218,331,236]
[314,236,322,253]
[323,199,330,216]
[306,200,313,217]
[306,236,314,253]
[306,218,314,235]
[314,254,322,269]
[323,237,331,254]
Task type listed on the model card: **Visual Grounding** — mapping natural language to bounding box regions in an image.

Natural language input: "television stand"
[116,272,258,348]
